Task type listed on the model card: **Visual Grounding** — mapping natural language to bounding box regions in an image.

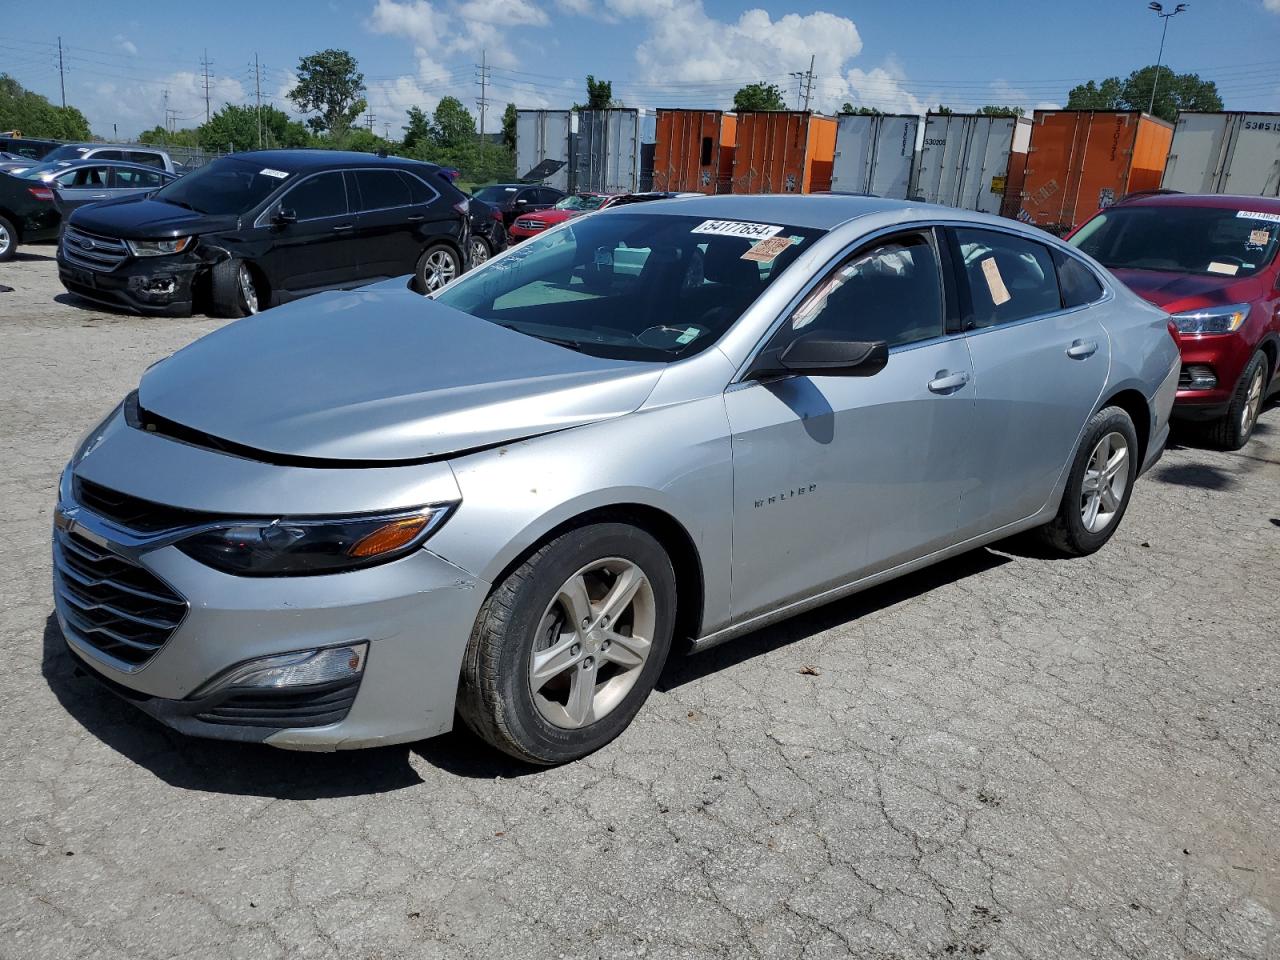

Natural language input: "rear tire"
[0,214,16,262]
[414,243,461,293]
[211,258,262,318]
[1206,350,1267,451]
[469,236,491,268]
[457,523,677,765]
[1038,405,1139,557]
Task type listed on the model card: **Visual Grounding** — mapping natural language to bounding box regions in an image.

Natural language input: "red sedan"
[1069,193,1280,449]
[509,193,616,241]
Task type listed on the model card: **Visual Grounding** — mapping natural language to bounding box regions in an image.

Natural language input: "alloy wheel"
[1080,431,1130,534]
[0,223,10,257]
[238,263,260,314]
[528,558,656,730]
[1241,366,1265,437]
[424,249,458,291]
[470,237,490,266]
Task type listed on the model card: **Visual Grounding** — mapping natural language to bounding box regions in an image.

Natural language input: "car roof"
[1117,192,1280,212]
[48,158,173,172]
[598,193,985,230]
[226,149,440,172]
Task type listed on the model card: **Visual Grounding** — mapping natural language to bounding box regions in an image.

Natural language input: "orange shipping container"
[731,111,837,194]
[1020,110,1173,233]
[653,109,737,194]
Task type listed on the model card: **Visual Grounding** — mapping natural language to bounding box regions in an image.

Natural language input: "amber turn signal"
[347,516,430,558]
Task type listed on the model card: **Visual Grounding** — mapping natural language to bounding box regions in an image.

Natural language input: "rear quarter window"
[1053,250,1105,307]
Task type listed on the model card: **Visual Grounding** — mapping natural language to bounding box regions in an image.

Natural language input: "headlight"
[126,236,193,257]
[1170,303,1250,335]
[176,505,456,576]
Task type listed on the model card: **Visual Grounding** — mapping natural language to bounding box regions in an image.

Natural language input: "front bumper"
[1171,330,1255,417]
[57,246,201,316]
[52,453,489,750]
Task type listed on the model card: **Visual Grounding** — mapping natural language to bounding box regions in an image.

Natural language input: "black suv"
[57,150,470,316]
[0,171,60,261]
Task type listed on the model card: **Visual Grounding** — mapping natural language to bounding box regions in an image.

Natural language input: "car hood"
[1109,268,1260,312]
[138,285,664,463]
[69,196,238,239]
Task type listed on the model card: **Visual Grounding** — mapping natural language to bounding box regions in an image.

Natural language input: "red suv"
[1070,194,1280,449]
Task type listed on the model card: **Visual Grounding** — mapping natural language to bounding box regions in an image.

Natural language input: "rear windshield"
[434,212,824,361]
[474,185,519,203]
[1070,204,1280,278]
[151,156,290,216]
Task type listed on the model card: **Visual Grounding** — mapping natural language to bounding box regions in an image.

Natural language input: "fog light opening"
[192,642,369,698]
[1185,365,1217,391]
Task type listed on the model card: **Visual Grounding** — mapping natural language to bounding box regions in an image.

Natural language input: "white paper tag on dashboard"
[1206,261,1239,276]
[259,168,289,179]
[981,257,1011,306]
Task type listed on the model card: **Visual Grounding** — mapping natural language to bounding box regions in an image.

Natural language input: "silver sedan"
[52,195,1180,764]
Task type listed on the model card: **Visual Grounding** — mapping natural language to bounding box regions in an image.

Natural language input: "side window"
[69,166,110,188]
[1053,249,1104,307]
[954,228,1061,329]
[785,233,945,348]
[112,168,164,188]
[126,151,165,169]
[398,171,437,205]
[94,150,124,161]
[354,170,413,211]
[283,172,348,220]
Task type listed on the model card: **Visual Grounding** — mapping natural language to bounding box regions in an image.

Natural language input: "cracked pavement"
[2,251,1279,959]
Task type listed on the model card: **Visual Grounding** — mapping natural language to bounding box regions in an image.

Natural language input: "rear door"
[258,170,357,296]
[53,165,112,213]
[107,166,168,200]
[950,226,1110,535]
[348,168,429,281]
[724,228,976,619]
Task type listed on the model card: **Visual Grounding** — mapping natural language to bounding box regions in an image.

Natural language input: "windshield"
[474,185,519,203]
[434,212,824,361]
[1070,204,1280,278]
[152,156,290,215]
[41,144,93,163]
[556,194,609,211]
[16,161,73,180]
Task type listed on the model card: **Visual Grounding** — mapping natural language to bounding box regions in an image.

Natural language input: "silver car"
[52,196,1180,764]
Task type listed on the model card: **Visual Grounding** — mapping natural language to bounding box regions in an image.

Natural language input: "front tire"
[0,214,16,262]
[414,243,461,293]
[457,523,677,765]
[1038,405,1139,557]
[211,258,262,318]
[1206,350,1267,451]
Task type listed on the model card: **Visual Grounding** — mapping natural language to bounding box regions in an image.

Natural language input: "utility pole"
[789,56,814,111]
[1146,3,1188,115]
[200,49,213,123]
[475,49,490,143]
[162,88,170,134]
[365,111,376,132]
[253,53,263,149]
[383,122,391,140]
[801,55,815,112]
[57,37,66,108]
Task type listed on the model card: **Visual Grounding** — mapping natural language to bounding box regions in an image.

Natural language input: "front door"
[949,226,1110,534]
[259,171,357,296]
[724,229,976,621]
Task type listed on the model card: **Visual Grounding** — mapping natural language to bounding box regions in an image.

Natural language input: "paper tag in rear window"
[259,168,289,179]
[1236,210,1280,223]
[1207,261,1239,276]
[692,219,783,241]
[980,257,1011,306]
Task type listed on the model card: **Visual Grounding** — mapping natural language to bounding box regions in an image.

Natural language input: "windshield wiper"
[163,199,197,212]
[493,322,589,354]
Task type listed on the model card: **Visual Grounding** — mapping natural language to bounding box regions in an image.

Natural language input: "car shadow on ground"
[42,547,1010,795]
[10,249,56,262]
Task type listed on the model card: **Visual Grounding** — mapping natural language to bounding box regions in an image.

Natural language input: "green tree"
[501,102,518,153]
[843,106,884,115]
[343,127,396,155]
[195,103,311,152]
[403,105,433,152]
[976,105,1024,117]
[933,104,954,115]
[585,75,613,110]
[138,125,200,147]
[0,74,91,139]
[733,82,787,112]
[288,49,367,138]
[1066,65,1221,123]
[433,96,475,149]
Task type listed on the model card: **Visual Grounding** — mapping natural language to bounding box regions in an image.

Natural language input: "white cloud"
[114,35,138,56]
[1266,0,1280,12]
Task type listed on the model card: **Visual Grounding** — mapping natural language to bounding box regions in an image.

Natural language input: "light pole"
[1147,2,1188,115]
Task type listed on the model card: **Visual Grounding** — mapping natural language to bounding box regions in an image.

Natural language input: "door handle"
[928,370,970,394]
[91,194,108,199]
[1066,338,1098,359]
[332,223,354,232]
[407,214,425,222]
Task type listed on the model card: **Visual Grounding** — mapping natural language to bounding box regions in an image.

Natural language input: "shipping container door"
[1221,114,1280,196]
[969,117,1016,216]
[915,114,966,206]
[831,115,874,193]
[516,110,572,192]
[1161,113,1230,193]
[867,115,917,199]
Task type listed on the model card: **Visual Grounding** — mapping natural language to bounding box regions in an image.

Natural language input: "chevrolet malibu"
[53,196,1180,764]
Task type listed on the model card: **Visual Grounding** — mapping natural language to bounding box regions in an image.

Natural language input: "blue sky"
[3,0,1279,138]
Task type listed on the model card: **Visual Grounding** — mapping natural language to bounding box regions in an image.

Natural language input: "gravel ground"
[2,248,1278,960]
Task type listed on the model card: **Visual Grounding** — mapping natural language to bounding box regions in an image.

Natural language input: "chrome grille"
[61,226,129,273]
[53,529,187,669]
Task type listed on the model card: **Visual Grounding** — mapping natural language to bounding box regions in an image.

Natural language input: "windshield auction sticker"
[692,219,784,241]
[1237,210,1280,223]
[741,236,793,263]
[259,168,289,179]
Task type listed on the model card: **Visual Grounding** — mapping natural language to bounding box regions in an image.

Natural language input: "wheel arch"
[1258,333,1279,385]
[1096,386,1152,467]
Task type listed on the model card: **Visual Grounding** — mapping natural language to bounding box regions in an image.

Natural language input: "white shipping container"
[575,109,656,194]
[515,110,574,192]
[1162,112,1280,196]
[914,114,1031,215]
[830,114,918,198]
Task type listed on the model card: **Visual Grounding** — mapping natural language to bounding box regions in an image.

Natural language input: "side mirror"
[751,332,889,379]
[273,207,297,225]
